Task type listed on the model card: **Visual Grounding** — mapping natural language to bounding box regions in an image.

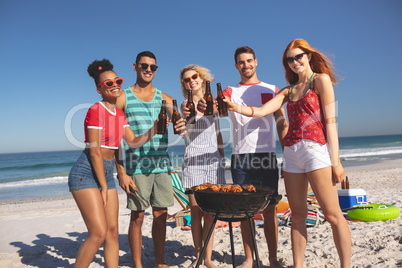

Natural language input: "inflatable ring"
[347,204,400,222]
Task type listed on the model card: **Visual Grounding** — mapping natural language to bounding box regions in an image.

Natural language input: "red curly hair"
[282,39,338,85]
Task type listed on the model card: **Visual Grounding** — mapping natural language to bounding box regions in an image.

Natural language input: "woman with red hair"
[225,39,351,267]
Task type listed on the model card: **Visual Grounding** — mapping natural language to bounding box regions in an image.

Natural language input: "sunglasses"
[286,52,308,63]
[97,78,124,87]
[137,63,158,72]
[182,73,199,83]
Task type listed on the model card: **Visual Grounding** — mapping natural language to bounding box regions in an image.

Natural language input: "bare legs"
[72,188,119,268]
[128,210,144,268]
[152,207,169,267]
[103,190,119,267]
[238,205,281,268]
[263,205,281,268]
[189,194,216,268]
[283,172,308,267]
[284,167,351,268]
[128,207,169,268]
[238,220,253,268]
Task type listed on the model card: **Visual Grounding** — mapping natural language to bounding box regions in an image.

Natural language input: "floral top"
[283,87,326,146]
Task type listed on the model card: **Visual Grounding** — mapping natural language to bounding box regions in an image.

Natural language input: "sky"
[1,0,401,154]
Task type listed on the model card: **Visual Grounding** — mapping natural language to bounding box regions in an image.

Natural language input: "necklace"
[290,72,315,101]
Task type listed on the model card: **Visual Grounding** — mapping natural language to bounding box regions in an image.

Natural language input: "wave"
[1,145,401,189]
[0,172,120,189]
[0,161,75,172]
[339,146,402,159]
[0,176,69,189]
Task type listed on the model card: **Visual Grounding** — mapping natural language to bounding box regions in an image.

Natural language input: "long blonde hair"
[282,39,338,85]
[180,64,214,98]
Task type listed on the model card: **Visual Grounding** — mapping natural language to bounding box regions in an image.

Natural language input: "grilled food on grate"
[242,184,256,192]
[231,184,243,193]
[211,184,222,192]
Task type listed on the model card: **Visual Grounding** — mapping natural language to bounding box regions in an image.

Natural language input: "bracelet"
[248,106,254,117]
[326,118,337,124]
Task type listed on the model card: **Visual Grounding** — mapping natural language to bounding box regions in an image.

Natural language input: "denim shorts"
[68,150,116,191]
[231,153,279,205]
[231,152,279,188]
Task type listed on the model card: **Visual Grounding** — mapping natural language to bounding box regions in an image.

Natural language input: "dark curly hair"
[87,59,114,85]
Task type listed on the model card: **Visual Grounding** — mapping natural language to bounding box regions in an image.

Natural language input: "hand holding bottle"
[222,95,239,112]
[172,100,181,134]
[204,81,214,115]
[186,90,196,124]
[157,100,168,134]
[172,100,187,135]
[216,83,228,117]
[180,100,190,118]
[197,98,207,114]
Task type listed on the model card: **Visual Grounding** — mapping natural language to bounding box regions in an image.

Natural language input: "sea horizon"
[1,133,401,155]
[0,133,401,201]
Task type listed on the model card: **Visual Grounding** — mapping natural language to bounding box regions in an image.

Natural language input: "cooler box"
[338,189,367,210]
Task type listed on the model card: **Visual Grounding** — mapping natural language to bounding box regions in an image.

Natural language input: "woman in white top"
[180,64,225,268]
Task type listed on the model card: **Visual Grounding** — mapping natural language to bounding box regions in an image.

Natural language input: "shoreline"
[0,158,401,267]
[1,156,400,204]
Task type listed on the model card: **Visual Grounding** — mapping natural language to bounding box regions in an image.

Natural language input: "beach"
[0,159,401,267]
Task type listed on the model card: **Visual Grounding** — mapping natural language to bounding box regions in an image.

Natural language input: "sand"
[0,159,401,267]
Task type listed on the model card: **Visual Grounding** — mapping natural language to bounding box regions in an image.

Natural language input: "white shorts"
[283,139,331,173]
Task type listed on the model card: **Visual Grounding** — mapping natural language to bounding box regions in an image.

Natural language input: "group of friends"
[67,38,351,268]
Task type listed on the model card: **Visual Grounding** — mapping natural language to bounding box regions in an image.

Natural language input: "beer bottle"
[186,90,196,124]
[216,83,228,117]
[341,179,345,189]
[204,81,214,115]
[157,100,167,134]
[172,99,182,134]
[345,176,350,189]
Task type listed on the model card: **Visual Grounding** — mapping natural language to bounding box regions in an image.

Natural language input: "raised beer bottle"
[172,100,182,134]
[186,90,196,124]
[216,83,228,117]
[204,81,214,115]
[157,100,167,134]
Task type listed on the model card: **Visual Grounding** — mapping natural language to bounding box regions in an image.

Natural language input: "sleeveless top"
[182,114,225,188]
[283,74,326,146]
[123,87,172,175]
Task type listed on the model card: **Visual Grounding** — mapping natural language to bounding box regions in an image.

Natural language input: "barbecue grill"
[191,186,280,268]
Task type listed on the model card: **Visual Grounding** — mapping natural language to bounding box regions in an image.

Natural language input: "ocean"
[0,134,401,201]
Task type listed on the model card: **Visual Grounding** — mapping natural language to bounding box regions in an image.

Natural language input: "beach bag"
[280,208,325,227]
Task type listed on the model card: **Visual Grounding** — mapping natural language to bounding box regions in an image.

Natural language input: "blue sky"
[1,0,401,153]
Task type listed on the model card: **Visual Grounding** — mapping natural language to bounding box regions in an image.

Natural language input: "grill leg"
[228,222,236,268]
[248,217,261,268]
[195,213,218,268]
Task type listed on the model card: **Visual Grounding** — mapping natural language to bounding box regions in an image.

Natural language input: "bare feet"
[203,260,217,268]
[188,260,200,268]
[155,263,169,268]
[238,259,253,268]
[269,259,283,268]
[189,260,215,268]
